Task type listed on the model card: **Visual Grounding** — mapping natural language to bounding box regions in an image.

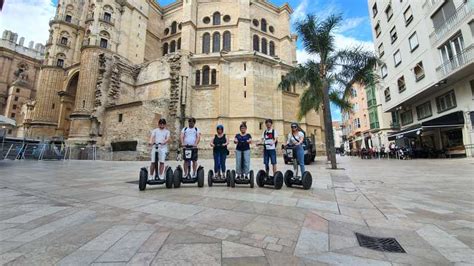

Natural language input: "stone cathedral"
[27,0,325,159]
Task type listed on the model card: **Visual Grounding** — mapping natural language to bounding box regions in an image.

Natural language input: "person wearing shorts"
[180,117,201,177]
[262,119,278,176]
[149,118,170,180]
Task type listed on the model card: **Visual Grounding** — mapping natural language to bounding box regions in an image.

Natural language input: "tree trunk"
[321,79,337,169]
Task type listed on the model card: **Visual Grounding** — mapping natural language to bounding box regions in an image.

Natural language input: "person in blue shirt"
[233,122,252,178]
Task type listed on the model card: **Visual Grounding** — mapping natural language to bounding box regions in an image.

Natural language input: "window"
[118,113,123,122]
[171,21,177,34]
[202,33,210,53]
[60,37,68,45]
[163,43,168,55]
[11,113,15,118]
[400,110,413,125]
[244,77,246,86]
[253,35,259,52]
[397,76,406,92]
[409,32,419,51]
[57,59,64,67]
[354,118,361,128]
[353,103,359,112]
[269,41,275,56]
[223,15,231,23]
[212,32,220,52]
[436,90,457,113]
[381,64,388,78]
[223,31,231,51]
[177,38,181,50]
[164,28,170,35]
[261,38,268,54]
[393,49,402,67]
[202,66,210,85]
[203,17,210,24]
[213,12,221,25]
[103,12,111,22]
[99,38,108,49]
[261,19,267,32]
[211,69,217,85]
[269,26,274,33]
[65,15,72,22]
[195,70,201,85]
[12,104,17,110]
[372,3,378,17]
[351,88,357,97]
[385,4,393,22]
[252,19,259,27]
[52,103,55,110]
[14,96,18,101]
[416,101,432,120]
[170,40,176,53]
[378,43,384,57]
[414,61,425,81]
[390,26,397,43]
[16,88,20,93]
[404,6,413,26]
[244,63,246,71]
[439,34,465,67]
[375,23,381,37]
[384,87,391,102]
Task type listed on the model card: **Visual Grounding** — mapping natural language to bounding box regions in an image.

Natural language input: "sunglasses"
[291,126,297,128]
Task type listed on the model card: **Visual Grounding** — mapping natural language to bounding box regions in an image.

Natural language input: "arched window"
[261,19,267,32]
[223,31,231,51]
[170,40,176,53]
[195,70,201,86]
[269,41,275,56]
[56,53,66,67]
[253,35,259,52]
[202,33,210,53]
[163,43,168,56]
[261,38,268,54]
[212,32,221,52]
[202,65,210,85]
[171,21,177,34]
[211,69,217,85]
[213,12,221,25]
[177,38,181,50]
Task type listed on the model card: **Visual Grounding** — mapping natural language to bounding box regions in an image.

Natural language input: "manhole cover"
[360,180,384,184]
[355,233,405,253]
[126,180,139,184]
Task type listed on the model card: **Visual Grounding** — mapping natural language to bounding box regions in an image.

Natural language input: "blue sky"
[1,0,374,121]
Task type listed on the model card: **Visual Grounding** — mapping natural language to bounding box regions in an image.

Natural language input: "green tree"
[279,14,378,169]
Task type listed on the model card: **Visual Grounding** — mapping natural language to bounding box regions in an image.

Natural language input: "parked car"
[283,137,316,165]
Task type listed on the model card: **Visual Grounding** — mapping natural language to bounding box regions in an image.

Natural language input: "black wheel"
[165,167,173,189]
[208,170,214,187]
[302,171,312,190]
[304,155,311,165]
[256,170,265,187]
[197,168,204,187]
[173,166,182,188]
[249,170,254,188]
[226,170,230,187]
[274,171,283,190]
[230,170,236,188]
[284,170,293,188]
[139,168,147,191]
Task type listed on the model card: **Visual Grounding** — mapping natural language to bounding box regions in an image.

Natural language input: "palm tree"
[279,14,378,169]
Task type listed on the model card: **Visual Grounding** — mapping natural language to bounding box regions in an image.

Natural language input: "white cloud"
[0,0,55,45]
[337,17,367,33]
[291,0,309,24]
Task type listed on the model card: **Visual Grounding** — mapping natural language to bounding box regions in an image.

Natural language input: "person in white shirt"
[180,117,201,177]
[149,118,170,179]
[261,119,278,176]
[286,122,306,174]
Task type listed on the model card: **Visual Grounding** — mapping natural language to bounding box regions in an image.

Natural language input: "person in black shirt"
[210,124,229,178]
[234,122,252,178]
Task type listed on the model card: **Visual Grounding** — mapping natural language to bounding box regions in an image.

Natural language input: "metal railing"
[49,14,80,26]
[422,0,442,15]
[1,142,97,160]
[85,13,94,22]
[436,45,474,78]
[56,39,71,48]
[429,2,473,45]
[82,39,111,49]
[98,13,115,26]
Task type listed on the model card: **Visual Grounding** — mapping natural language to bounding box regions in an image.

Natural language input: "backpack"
[184,127,198,137]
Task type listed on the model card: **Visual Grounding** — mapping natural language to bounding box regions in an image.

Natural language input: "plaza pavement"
[0,156,473,265]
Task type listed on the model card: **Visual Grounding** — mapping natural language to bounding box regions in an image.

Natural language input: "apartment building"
[341,83,371,152]
[368,0,474,157]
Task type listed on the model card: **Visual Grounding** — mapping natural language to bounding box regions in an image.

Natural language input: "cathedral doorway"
[58,71,79,138]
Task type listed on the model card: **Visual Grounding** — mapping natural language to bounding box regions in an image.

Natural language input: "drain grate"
[355,233,406,253]
[126,180,139,184]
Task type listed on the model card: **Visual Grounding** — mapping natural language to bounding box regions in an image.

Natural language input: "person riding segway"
[256,119,284,189]
[139,119,173,190]
[208,125,230,187]
[283,123,312,190]
[229,122,254,188]
[174,118,204,188]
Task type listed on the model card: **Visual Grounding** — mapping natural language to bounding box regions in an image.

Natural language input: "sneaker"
[148,175,154,181]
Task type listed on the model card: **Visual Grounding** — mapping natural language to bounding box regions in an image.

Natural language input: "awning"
[388,125,422,141]
[0,115,16,127]
[422,111,464,128]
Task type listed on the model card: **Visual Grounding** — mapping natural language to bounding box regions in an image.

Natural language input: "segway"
[283,144,312,190]
[229,144,254,188]
[173,145,204,188]
[255,144,283,189]
[208,143,231,187]
[139,143,174,191]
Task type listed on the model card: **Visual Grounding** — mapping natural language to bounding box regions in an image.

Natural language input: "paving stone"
[303,252,392,265]
[222,241,265,258]
[265,243,283,252]
[57,250,103,266]
[79,225,134,251]
[138,231,169,252]
[222,256,269,266]
[127,252,156,265]
[277,238,294,247]
[294,228,328,256]
[96,230,154,262]
[263,236,279,244]
[188,208,257,230]
[152,243,221,265]
[165,230,220,244]
[135,201,206,220]
[243,215,301,241]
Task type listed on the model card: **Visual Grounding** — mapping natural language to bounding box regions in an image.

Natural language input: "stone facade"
[28,0,325,159]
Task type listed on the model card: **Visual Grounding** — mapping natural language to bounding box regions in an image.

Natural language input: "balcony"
[98,13,115,26]
[429,2,473,45]
[390,121,400,129]
[49,14,80,27]
[85,13,94,23]
[370,121,380,130]
[436,45,474,78]
[82,39,111,50]
[56,39,71,48]
[422,0,444,16]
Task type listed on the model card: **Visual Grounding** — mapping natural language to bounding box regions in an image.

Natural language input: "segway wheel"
[284,170,294,188]
[256,170,266,187]
[226,170,230,187]
[230,170,236,188]
[173,166,182,188]
[302,171,313,190]
[197,168,204,188]
[208,170,213,187]
[249,170,254,188]
[139,168,147,191]
[165,167,173,189]
[274,171,284,190]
